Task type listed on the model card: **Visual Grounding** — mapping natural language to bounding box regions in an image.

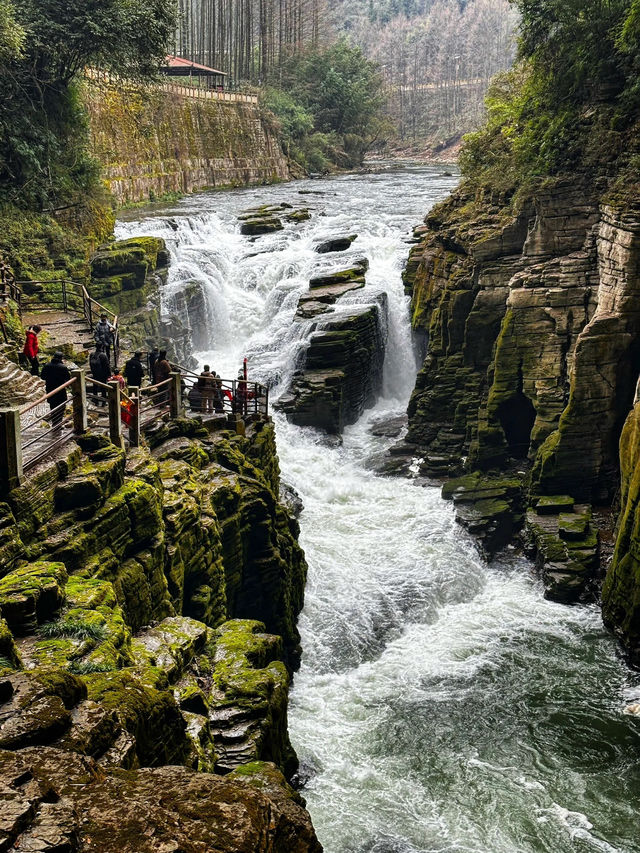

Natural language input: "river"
[117,165,640,853]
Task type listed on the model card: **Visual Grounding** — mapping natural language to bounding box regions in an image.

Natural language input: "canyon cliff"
[403,178,640,659]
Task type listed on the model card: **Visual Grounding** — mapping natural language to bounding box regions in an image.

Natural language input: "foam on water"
[117,165,640,853]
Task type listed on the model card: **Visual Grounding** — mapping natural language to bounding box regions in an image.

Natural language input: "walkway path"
[21,310,94,356]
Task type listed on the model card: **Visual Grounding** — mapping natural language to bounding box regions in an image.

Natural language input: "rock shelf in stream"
[277,259,386,434]
[238,203,311,235]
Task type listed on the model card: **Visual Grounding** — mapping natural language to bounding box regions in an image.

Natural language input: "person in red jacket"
[23,325,42,376]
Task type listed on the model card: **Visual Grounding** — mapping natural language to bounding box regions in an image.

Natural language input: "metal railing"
[84,67,259,104]
[15,279,120,368]
[1,277,21,308]
[171,362,269,421]
[20,379,76,471]
[0,366,270,491]
[139,378,172,427]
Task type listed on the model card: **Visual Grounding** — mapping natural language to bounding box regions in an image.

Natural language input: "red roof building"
[160,56,227,89]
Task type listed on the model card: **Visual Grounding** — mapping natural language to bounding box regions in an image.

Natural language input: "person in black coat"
[123,351,145,388]
[89,344,111,406]
[41,352,71,429]
[148,346,159,380]
[94,315,115,366]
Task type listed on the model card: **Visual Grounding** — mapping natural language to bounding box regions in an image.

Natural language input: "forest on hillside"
[174,0,517,146]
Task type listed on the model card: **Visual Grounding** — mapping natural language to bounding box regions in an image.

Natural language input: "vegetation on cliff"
[0,0,177,212]
[461,0,640,192]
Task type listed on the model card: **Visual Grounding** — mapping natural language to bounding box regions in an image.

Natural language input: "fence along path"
[15,279,120,369]
[0,367,269,491]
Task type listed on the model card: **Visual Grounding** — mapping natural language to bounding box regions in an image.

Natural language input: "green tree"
[0,0,23,61]
[269,40,388,169]
[0,0,177,209]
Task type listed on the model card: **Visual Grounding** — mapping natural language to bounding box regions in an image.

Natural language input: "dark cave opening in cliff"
[497,388,536,459]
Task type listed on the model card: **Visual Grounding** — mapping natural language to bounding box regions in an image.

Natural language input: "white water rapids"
[117,166,640,853]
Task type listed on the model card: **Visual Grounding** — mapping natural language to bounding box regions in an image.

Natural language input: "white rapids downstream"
[117,165,640,853]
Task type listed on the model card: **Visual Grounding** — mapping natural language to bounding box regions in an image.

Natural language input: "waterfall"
[117,165,640,853]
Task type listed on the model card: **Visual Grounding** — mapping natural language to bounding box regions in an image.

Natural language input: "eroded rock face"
[278,260,387,433]
[602,401,640,663]
[404,181,640,619]
[405,183,640,502]
[0,748,322,852]
[0,416,318,850]
[90,236,192,365]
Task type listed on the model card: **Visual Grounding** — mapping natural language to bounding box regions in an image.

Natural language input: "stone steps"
[0,353,45,408]
[22,310,94,355]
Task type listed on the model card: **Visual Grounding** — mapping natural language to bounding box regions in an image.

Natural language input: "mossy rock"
[84,669,188,765]
[534,495,575,515]
[0,561,68,634]
[558,512,589,541]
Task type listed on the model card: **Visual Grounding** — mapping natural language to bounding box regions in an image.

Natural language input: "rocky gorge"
[0,228,322,848]
[402,177,640,657]
[3,163,640,852]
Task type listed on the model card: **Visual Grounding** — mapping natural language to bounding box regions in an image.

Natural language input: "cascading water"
[117,165,640,853]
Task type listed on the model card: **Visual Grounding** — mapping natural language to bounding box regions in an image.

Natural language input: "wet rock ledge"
[401,178,640,643]
[0,416,321,851]
[278,257,388,434]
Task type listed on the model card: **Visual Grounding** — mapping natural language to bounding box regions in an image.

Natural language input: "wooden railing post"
[128,387,140,447]
[107,380,124,449]
[70,370,87,435]
[62,280,68,312]
[0,408,23,491]
[169,372,182,418]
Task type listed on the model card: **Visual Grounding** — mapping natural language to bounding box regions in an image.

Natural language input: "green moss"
[84,668,187,765]
[0,561,68,633]
[30,666,87,708]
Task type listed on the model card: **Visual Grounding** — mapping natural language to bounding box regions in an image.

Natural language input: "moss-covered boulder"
[441,471,525,558]
[524,501,599,602]
[208,620,297,777]
[0,562,68,634]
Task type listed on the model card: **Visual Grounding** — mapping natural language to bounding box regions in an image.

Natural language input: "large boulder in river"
[239,204,311,236]
[278,299,387,434]
[314,235,357,254]
[296,259,368,319]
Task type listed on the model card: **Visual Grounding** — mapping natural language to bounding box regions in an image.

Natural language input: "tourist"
[123,351,145,388]
[235,369,247,415]
[41,352,71,430]
[153,350,171,403]
[148,346,160,379]
[89,343,111,406]
[198,365,215,413]
[94,314,115,365]
[153,349,171,385]
[22,324,42,376]
[188,382,202,413]
[108,367,126,391]
[213,371,224,412]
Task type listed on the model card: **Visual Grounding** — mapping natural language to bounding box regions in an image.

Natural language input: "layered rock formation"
[239,204,311,235]
[0,415,318,849]
[86,79,290,205]
[403,180,640,612]
[278,259,387,433]
[602,400,640,665]
[90,236,192,364]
